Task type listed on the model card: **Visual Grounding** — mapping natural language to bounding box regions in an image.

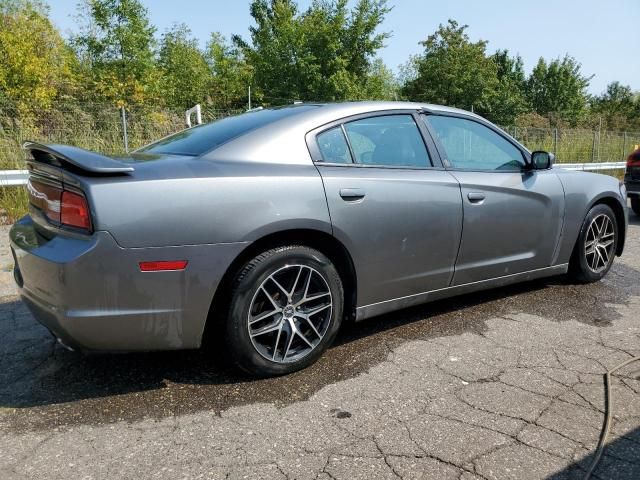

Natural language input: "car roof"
[203,101,487,165]
[272,101,483,122]
[312,101,479,117]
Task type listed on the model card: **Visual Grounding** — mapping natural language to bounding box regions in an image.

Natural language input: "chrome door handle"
[467,192,486,203]
[339,188,366,201]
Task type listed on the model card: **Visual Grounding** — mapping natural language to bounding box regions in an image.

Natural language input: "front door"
[422,114,565,285]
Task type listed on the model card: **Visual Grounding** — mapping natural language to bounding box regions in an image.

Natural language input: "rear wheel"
[569,204,618,283]
[225,246,343,376]
[631,197,640,216]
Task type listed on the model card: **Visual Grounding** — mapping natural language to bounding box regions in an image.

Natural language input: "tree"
[159,24,210,110]
[361,58,398,100]
[206,32,253,110]
[337,0,391,95]
[237,0,303,102]
[525,55,591,125]
[488,49,528,125]
[591,81,639,130]
[73,0,159,106]
[401,20,498,116]
[0,0,77,112]
[234,0,391,103]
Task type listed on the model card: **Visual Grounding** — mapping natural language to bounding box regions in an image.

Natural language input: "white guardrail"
[0,162,627,187]
[0,170,28,186]
[555,161,627,171]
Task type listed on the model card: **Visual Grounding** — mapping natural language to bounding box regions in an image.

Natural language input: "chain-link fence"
[1,102,637,222]
[1,102,639,170]
[502,126,640,164]
[0,102,242,170]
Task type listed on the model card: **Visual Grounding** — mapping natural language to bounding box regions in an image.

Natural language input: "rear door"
[422,114,565,285]
[308,111,463,307]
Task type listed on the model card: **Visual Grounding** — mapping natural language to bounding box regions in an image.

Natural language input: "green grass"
[0,186,28,223]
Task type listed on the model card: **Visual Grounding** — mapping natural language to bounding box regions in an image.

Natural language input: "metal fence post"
[592,130,597,162]
[597,118,602,162]
[121,106,129,154]
[622,132,627,161]
[553,128,558,156]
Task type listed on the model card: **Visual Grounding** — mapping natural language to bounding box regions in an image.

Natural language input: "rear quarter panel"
[554,169,626,264]
[82,158,332,248]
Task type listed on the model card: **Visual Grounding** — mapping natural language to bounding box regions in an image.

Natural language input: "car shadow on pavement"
[0,259,639,430]
[551,425,640,479]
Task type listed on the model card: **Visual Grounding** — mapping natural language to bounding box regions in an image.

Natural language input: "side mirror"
[530,151,554,170]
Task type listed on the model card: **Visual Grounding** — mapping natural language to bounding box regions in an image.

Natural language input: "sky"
[46,0,640,95]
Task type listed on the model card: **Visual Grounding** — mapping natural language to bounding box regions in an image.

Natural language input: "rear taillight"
[61,191,91,230]
[28,179,92,232]
[27,180,61,223]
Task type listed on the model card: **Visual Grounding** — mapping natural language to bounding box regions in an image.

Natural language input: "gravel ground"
[0,219,639,480]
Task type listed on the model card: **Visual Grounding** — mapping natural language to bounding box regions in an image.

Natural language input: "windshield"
[138,105,319,156]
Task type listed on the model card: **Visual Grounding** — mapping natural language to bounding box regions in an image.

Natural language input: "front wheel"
[631,197,640,216]
[225,246,344,377]
[569,204,618,283]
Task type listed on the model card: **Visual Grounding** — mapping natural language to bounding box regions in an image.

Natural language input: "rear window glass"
[138,105,318,156]
[317,127,352,163]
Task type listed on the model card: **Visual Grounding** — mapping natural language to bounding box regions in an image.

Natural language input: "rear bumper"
[10,216,247,351]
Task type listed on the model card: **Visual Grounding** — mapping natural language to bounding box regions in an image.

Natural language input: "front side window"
[343,115,431,168]
[424,115,525,171]
[316,127,352,164]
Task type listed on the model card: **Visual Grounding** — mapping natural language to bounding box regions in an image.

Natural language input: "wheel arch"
[202,228,358,346]
[590,195,626,256]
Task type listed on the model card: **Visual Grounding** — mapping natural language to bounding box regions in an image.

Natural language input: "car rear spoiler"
[23,141,135,174]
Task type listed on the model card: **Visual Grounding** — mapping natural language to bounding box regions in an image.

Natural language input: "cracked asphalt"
[0,219,639,480]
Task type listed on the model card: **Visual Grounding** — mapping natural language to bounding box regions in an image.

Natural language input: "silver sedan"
[9,102,628,376]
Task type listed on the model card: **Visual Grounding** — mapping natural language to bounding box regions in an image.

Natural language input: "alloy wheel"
[584,213,615,273]
[247,264,333,363]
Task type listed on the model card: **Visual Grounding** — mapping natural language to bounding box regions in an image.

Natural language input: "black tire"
[225,245,343,377]
[569,204,618,283]
[631,197,640,216]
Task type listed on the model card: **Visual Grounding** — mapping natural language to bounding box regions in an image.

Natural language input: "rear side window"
[138,105,318,156]
[424,115,525,171]
[316,127,352,164]
[343,115,431,168]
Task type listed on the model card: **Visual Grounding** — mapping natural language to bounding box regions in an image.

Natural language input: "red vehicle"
[625,145,640,216]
